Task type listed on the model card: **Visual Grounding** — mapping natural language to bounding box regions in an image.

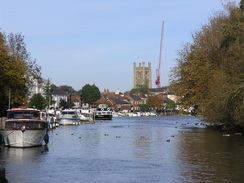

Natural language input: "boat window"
[10,112,23,118]
[23,112,39,118]
[5,122,22,129]
[62,111,75,115]
[24,122,40,128]
[16,122,22,128]
[5,122,15,128]
[8,112,39,119]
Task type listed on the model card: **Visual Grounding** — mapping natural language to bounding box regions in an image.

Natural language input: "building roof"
[71,96,81,102]
[110,98,130,104]
[149,86,168,93]
[129,94,142,100]
[163,98,174,103]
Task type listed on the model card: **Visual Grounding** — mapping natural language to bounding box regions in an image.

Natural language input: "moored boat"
[59,110,80,125]
[0,108,49,147]
[93,104,113,120]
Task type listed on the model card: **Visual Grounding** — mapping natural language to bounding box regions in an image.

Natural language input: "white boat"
[0,108,49,147]
[93,104,113,120]
[59,110,80,125]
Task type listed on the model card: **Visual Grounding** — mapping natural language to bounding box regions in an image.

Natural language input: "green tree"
[170,3,244,127]
[59,85,78,108]
[28,93,46,110]
[44,79,57,107]
[139,104,150,111]
[131,83,149,94]
[166,99,176,110]
[60,85,76,95]
[80,84,101,104]
[59,99,68,109]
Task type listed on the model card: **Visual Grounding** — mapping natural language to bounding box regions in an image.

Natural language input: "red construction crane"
[155,21,164,88]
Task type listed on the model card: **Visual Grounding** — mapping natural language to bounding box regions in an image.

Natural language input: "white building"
[28,77,47,99]
[51,88,68,108]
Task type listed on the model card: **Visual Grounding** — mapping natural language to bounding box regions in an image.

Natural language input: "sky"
[0,0,240,93]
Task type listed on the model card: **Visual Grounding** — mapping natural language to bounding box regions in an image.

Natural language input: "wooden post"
[0,167,8,183]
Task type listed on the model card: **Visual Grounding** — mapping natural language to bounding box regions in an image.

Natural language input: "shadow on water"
[0,116,244,183]
[175,122,244,183]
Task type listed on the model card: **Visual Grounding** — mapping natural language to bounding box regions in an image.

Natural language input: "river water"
[1,116,244,183]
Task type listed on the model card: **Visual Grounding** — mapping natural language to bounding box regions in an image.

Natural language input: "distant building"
[133,62,152,89]
[109,98,131,112]
[125,93,146,112]
[70,95,81,108]
[52,88,68,108]
[149,87,168,95]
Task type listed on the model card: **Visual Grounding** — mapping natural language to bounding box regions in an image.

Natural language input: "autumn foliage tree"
[170,2,244,127]
[0,31,41,116]
[147,96,163,110]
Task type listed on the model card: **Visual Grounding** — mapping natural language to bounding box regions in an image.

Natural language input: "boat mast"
[8,88,11,109]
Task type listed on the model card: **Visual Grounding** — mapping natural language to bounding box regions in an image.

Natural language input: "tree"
[59,85,79,108]
[166,99,176,110]
[0,32,41,116]
[28,94,46,110]
[44,79,57,108]
[139,104,150,111]
[6,32,41,81]
[240,0,244,12]
[170,3,244,127]
[0,32,11,116]
[59,98,75,109]
[131,83,149,94]
[80,84,101,104]
[59,99,68,109]
[147,96,162,110]
[60,85,76,95]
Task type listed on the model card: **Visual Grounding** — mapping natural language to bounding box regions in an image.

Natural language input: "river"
[0,116,244,183]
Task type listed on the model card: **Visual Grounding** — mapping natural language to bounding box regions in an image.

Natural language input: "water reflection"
[0,145,48,163]
[176,127,244,182]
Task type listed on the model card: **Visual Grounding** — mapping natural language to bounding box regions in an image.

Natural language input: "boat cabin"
[3,108,46,130]
[7,110,40,119]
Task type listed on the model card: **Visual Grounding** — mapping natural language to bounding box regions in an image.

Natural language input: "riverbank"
[206,123,244,133]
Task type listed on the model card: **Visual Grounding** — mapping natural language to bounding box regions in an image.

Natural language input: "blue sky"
[0,0,240,92]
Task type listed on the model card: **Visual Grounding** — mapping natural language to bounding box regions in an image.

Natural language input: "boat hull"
[59,118,80,125]
[94,115,112,120]
[0,129,48,147]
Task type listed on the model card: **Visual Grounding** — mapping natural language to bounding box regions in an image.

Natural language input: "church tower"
[133,62,152,89]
